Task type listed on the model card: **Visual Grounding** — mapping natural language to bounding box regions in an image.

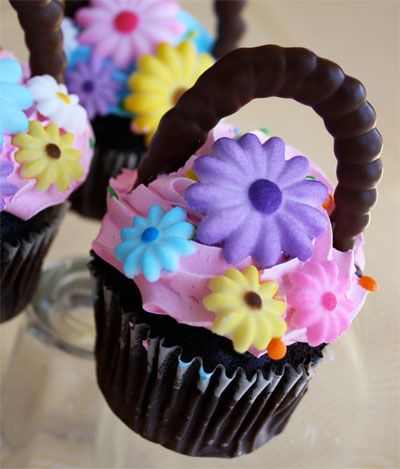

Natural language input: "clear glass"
[0,259,102,468]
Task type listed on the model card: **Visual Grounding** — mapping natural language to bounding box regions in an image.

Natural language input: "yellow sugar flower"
[203,266,287,354]
[13,121,83,192]
[124,40,213,145]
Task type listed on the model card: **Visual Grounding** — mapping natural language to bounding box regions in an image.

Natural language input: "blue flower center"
[141,227,159,243]
[248,179,282,214]
[82,80,95,93]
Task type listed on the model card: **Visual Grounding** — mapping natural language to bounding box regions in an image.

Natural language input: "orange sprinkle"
[359,275,379,292]
[322,194,334,210]
[267,338,287,360]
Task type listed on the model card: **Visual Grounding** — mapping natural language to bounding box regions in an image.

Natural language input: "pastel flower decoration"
[203,266,287,354]
[61,18,79,56]
[115,204,196,282]
[65,57,121,119]
[13,121,84,192]
[286,261,355,346]
[76,0,185,69]
[0,58,34,148]
[26,75,87,135]
[124,40,213,144]
[185,134,329,268]
[0,160,18,211]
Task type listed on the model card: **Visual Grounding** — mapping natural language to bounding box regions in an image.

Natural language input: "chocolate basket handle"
[62,0,245,58]
[212,0,246,58]
[10,0,66,83]
[137,45,383,252]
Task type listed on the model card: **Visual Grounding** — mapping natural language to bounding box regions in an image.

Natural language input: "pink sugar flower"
[76,0,185,69]
[286,261,355,346]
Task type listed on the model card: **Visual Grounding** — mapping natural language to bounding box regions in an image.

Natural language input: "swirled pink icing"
[92,124,368,356]
[0,51,94,220]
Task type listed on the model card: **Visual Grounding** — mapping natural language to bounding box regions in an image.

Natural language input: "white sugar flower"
[61,18,79,56]
[27,75,87,135]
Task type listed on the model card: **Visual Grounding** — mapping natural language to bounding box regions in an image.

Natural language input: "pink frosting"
[0,53,94,220]
[92,125,368,355]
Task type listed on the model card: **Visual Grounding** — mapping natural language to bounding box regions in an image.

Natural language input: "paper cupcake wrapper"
[0,204,67,323]
[92,265,324,458]
[70,144,145,220]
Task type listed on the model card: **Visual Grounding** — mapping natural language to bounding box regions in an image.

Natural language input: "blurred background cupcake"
[63,0,246,220]
[1,1,94,322]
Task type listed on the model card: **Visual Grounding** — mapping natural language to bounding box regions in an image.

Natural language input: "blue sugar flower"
[0,59,34,148]
[115,204,196,282]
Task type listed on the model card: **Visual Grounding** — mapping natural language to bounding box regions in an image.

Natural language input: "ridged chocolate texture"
[212,1,246,58]
[63,0,88,17]
[10,0,66,83]
[137,45,383,253]
[62,0,246,59]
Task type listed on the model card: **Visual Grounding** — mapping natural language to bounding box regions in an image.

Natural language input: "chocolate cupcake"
[0,1,94,322]
[90,45,382,457]
[63,0,246,220]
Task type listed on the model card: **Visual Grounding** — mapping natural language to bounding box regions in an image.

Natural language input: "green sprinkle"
[306,175,316,180]
[184,30,198,41]
[107,186,119,200]
[89,137,95,149]
[260,127,269,135]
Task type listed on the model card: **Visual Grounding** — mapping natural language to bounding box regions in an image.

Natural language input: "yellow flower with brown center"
[124,40,213,145]
[13,121,83,192]
[203,266,287,353]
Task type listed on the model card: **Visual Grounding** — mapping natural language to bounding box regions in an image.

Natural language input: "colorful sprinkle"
[359,275,379,292]
[107,186,119,200]
[267,338,287,360]
[322,193,334,210]
[185,168,199,182]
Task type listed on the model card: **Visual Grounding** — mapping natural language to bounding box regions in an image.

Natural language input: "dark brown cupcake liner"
[0,203,67,323]
[91,262,325,458]
[70,145,144,221]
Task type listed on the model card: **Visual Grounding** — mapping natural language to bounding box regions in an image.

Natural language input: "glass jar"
[1,259,103,468]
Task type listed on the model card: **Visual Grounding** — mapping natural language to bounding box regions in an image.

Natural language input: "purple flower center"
[82,80,95,93]
[141,227,159,243]
[248,179,282,214]
[321,292,337,311]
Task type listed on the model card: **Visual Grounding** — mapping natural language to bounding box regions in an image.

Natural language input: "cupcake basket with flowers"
[90,44,382,457]
[62,0,246,219]
[0,0,94,322]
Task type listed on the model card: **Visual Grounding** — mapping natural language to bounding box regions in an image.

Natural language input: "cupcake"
[90,45,382,457]
[1,2,94,322]
[63,0,246,219]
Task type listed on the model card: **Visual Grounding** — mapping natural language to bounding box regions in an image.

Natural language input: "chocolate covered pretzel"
[10,0,66,83]
[137,45,383,252]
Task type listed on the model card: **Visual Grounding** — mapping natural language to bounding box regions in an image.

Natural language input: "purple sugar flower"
[0,160,18,211]
[65,57,121,119]
[184,134,329,268]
